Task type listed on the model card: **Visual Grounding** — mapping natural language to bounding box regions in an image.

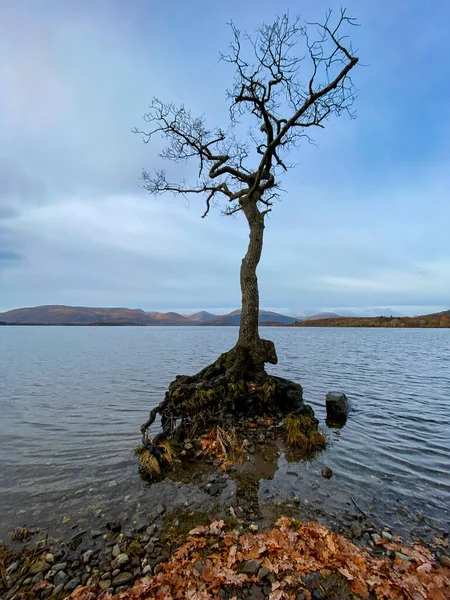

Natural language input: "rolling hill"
[0,305,297,325]
[294,310,450,328]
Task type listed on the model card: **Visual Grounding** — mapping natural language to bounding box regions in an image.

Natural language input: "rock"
[325,391,350,422]
[112,572,133,587]
[395,552,411,562]
[106,521,122,533]
[53,562,67,572]
[112,553,129,569]
[381,531,393,542]
[99,579,112,590]
[82,549,94,564]
[6,562,19,575]
[249,523,259,532]
[184,442,193,451]
[142,565,152,575]
[321,466,333,479]
[44,553,55,564]
[208,484,220,496]
[440,554,450,568]
[146,524,157,537]
[91,529,103,539]
[45,569,56,580]
[351,523,362,539]
[54,571,68,586]
[242,559,261,575]
[29,560,50,575]
[112,568,120,577]
[112,544,121,557]
[23,577,32,585]
[144,543,155,556]
[31,572,44,584]
[258,566,270,579]
[54,584,65,595]
[371,533,382,544]
[64,578,81,592]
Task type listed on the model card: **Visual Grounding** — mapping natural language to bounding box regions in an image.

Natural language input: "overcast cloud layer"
[1,0,449,316]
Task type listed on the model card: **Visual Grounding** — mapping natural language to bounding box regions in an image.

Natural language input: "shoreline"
[2,425,449,599]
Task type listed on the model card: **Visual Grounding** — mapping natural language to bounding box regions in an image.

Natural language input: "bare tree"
[136,10,359,469]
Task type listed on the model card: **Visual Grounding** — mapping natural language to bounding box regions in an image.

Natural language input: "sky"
[0,0,449,317]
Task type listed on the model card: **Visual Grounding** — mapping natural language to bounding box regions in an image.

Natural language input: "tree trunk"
[237,201,277,369]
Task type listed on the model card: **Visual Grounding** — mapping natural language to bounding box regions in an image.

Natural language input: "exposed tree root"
[139,342,318,477]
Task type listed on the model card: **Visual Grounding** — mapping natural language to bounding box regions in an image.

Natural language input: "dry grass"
[201,425,245,468]
[135,439,176,476]
[285,414,327,452]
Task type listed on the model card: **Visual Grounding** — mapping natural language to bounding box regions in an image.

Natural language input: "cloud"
[0,1,449,314]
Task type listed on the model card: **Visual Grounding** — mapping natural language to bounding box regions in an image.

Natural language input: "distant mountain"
[2,305,447,328]
[0,305,189,326]
[207,309,297,326]
[186,311,218,323]
[301,312,341,321]
[294,310,450,328]
[146,311,191,324]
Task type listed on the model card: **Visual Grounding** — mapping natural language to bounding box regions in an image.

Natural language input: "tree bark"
[238,201,264,347]
[237,201,277,368]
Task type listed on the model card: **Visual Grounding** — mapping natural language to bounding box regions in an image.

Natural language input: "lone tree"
[135,9,359,472]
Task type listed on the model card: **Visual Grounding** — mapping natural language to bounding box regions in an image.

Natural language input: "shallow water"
[0,326,449,540]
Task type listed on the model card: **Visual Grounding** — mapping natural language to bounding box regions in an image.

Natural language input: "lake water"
[1,326,449,542]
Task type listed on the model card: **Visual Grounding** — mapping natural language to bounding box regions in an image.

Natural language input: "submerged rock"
[325,392,350,423]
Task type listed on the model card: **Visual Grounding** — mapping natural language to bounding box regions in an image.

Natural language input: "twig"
[351,496,368,518]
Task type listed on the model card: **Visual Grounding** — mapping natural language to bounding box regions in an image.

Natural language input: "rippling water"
[0,326,449,540]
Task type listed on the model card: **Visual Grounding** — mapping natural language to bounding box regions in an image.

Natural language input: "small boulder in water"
[322,466,333,479]
[325,392,350,423]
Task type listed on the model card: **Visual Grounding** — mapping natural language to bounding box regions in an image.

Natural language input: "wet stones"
[112,571,133,586]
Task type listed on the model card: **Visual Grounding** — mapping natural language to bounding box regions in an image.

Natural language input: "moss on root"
[138,344,318,478]
[285,414,327,452]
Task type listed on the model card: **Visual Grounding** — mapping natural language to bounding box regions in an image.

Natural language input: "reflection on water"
[0,326,449,539]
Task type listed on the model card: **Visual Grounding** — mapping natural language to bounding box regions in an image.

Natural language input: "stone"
[53,562,67,572]
[440,554,450,568]
[23,578,32,585]
[371,533,382,544]
[64,578,81,592]
[32,572,44,584]
[146,524,157,537]
[29,560,50,575]
[142,565,152,575]
[112,572,133,587]
[381,531,393,542]
[325,391,350,423]
[45,569,56,580]
[112,568,120,577]
[54,584,64,595]
[351,523,362,539]
[395,552,411,562]
[112,544,121,557]
[321,466,333,479]
[82,550,94,564]
[91,529,103,539]
[242,559,261,575]
[44,553,55,564]
[249,523,259,532]
[99,579,112,590]
[258,566,270,579]
[54,570,68,586]
[112,553,129,569]
[6,562,18,574]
